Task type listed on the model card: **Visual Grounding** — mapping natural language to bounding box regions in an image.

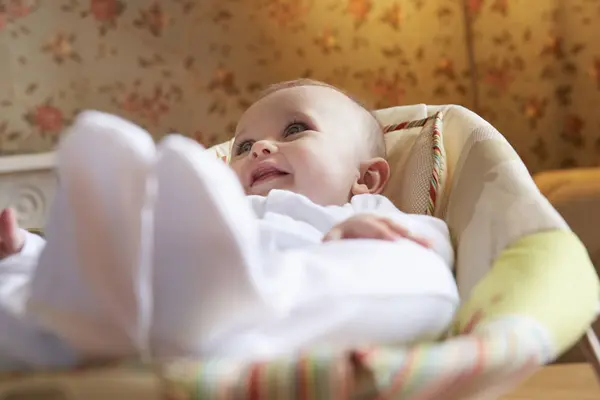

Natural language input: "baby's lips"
[250,162,289,186]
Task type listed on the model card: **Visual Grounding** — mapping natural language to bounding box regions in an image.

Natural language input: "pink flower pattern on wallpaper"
[0,0,470,156]
[90,0,121,22]
[267,0,311,29]
[133,2,170,37]
[0,0,34,27]
[1,0,600,174]
[88,0,126,35]
[41,32,82,63]
[380,3,403,31]
[314,28,342,54]
[471,0,600,171]
[346,0,371,28]
[26,104,65,134]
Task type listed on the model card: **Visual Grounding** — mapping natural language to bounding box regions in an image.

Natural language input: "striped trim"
[428,111,444,216]
[383,115,434,133]
[0,320,549,400]
[169,319,547,400]
[383,112,445,216]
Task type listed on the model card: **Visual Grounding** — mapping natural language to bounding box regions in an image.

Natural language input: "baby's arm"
[0,229,46,271]
[0,229,45,313]
[0,208,46,273]
[348,195,454,267]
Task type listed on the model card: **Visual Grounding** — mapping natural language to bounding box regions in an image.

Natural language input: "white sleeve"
[0,230,45,308]
[350,195,454,268]
[0,229,46,274]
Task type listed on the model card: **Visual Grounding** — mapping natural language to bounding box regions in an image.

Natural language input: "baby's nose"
[251,140,277,158]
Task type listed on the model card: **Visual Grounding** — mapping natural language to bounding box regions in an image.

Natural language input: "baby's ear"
[351,157,390,196]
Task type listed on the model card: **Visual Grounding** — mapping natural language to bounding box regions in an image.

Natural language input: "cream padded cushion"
[382,113,446,215]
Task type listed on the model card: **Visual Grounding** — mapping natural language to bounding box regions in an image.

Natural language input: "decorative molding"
[0,152,57,230]
[0,152,56,174]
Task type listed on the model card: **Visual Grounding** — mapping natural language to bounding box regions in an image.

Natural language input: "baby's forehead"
[270,84,358,106]
[236,85,361,132]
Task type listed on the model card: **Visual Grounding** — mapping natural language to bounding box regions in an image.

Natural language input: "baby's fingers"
[382,218,432,248]
[358,219,399,241]
[380,218,410,237]
[0,208,23,256]
[324,219,397,242]
[323,227,343,241]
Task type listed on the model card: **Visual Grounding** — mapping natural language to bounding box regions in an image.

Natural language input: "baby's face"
[230,85,368,206]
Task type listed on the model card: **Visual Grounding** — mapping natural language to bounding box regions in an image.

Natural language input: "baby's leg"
[150,135,275,357]
[208,240,459,361]
[0,305,77,371]
[25,111,156,361]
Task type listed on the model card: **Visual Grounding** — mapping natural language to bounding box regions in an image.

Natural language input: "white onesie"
[0,111,459,370]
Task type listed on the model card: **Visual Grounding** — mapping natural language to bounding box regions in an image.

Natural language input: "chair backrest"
[425,105,567,297]
[207,104,569,298]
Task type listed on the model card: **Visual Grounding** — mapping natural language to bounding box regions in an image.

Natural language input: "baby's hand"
[0,208,25,259]
[323,214,431,248]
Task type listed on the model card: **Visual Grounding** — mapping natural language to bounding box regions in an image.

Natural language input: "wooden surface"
[502,363,599,399]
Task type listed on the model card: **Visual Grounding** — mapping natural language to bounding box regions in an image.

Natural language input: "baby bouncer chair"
[0,104,598,399]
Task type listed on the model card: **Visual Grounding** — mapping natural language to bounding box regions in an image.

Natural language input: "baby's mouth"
[250,165,290,187]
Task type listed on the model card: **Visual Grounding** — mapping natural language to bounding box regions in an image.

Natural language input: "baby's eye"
[283,122,309,136]
[235,140,254,155]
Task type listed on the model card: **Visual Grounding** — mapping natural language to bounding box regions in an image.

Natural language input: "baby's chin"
[245,175,294,197]
[246,186,284,197]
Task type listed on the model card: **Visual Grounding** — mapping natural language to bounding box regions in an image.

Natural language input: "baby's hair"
[258,79,386,159]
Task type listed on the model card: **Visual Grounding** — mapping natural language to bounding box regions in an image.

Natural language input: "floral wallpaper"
[0,0,599,174]
[471,0,600,172]
[0,0,472,155]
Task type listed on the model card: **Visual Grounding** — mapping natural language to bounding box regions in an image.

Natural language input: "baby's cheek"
[229,161,245,181]
[292,146,335,180]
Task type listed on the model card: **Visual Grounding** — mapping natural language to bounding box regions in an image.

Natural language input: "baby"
[0,79,458,369]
